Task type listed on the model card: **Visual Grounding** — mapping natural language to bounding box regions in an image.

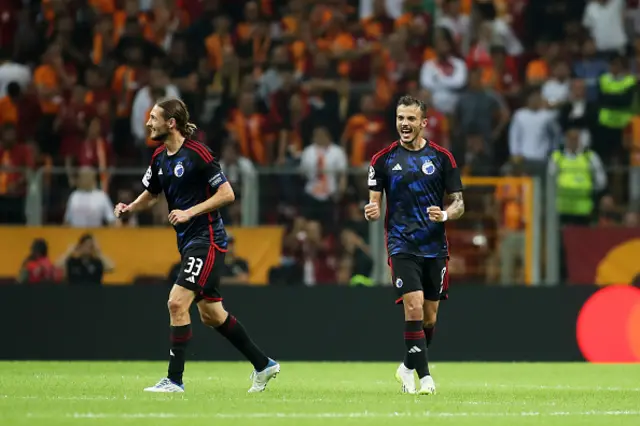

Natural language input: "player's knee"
[167,298,188,317]
[403,293,424,321]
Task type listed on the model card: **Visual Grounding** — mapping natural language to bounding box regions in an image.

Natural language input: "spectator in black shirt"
[58,234,114,285]
[220,235,250,285]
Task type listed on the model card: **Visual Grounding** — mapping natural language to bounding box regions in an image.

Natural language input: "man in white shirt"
[509,88,560,177]
[583,0,628,54]
[420,29,467,114]
[300,126,348,228]
[64,167,117,228]
[542,61,571,106]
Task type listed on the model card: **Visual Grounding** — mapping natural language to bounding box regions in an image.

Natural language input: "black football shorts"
[176,244,226,302]
[389,253,449,303]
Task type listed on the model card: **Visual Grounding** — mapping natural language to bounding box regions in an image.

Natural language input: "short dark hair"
[396,95,427,117]
[156,97,197,137]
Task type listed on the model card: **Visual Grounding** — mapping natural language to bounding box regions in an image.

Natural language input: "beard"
[149,129,169,142]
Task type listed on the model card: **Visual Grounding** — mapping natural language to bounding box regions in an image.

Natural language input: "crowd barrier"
[0,226,284,285]
[1,285,603,362]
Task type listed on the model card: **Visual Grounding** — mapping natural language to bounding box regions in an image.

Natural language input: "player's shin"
[404,320,430,378]
[215,314,269,371]
[168,324,192,385]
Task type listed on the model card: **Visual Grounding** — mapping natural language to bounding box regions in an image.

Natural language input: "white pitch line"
[29,410,638,419]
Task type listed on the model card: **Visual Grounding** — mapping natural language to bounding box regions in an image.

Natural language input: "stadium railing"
[2,166,549,286]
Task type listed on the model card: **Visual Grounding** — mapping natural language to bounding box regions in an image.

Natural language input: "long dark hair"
[156,97,198,137]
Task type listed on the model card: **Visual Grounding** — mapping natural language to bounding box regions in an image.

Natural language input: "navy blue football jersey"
[368,140,463,258]
[142,140,228,253]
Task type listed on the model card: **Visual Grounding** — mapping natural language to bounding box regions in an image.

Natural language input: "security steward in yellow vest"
[549,127,607,227]
[596,55,636,163]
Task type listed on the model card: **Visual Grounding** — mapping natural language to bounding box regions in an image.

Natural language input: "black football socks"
[215,314,269,371]
[424,325,435,347]
[404,325,436,370]
[168,324,192,385]
[404,320,430,378]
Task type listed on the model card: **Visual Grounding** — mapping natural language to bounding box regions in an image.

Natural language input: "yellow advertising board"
[0,226,284,285]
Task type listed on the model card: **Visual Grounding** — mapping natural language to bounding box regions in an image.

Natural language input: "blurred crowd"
[2,0,640,286]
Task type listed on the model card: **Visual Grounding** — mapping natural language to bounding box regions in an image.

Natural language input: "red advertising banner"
[563,226,640,285]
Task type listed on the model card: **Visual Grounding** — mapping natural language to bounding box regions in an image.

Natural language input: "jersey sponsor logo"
[422,160,435,175]
[142,167,152,186]
[395,277,403,288]
[174,162,185,178]
[368,166,376,186]
[393,163,402,171]
[208,173,223,188]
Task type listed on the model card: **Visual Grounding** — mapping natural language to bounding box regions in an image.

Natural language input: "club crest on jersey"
[422,160,435,175]
[174,162,185,178]
[395,277,403,288]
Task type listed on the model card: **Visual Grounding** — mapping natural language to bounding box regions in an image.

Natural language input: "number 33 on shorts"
[175,245,226,301]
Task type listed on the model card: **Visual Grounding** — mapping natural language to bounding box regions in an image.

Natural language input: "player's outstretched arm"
[445,192,465,220]
[186,181,235,218]
[114,190,158,217]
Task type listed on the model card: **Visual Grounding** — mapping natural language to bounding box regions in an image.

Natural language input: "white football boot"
[417,375,436,395]
[248,358,280,393]
[143,377,185,393]
[395,363,417,394]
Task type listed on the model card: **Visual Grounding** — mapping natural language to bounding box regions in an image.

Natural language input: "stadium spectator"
[0,49,30,97]
[300,126,348,228]
[509,88,559,177]
[526,40,560,86]
[464,132,496,176]
[64,166,117,228]
[0,123,33,224]
[337,228,373,286]
[496,162,526,285]
[454,66,509,161]
[437,0,471,53]
[17,238,63,284]
[420,89,450,149]
[583,0,628,55]
[420,28,467,114]
[57,233,114,286]
[573,38,609,102]
[340,93,389,167]
[220,235,250,285]
[219,142,256,225]
[226,91,271,165]
[597,193,623,226]
[558,79,598,149]
[595,55,636,165]
[549,126,607,228]
[542,61,571,106]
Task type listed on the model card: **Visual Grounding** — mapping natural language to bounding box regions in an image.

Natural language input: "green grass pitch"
[1,362,639,426]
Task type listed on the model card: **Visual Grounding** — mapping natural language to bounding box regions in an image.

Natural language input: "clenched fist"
[427,206,447,222]
[364,202,380,221]
[114,203,131,218]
